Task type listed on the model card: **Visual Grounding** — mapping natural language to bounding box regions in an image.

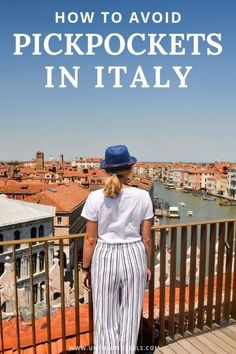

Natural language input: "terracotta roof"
[0,182,53,195]
[27,183,89,212]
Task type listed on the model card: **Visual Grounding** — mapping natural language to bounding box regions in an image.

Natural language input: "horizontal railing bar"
[1,218,236,247]
[156,218,236,230]
[0,233,85,246]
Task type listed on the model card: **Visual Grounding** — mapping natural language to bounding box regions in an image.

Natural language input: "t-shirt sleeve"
[81,192,98,221]
[142,192,154,220]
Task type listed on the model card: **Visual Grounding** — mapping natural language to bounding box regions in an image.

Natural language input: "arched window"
[56,251,67,269]
[16,258,21,279]
[31,227,37,245]
[0,262,4,276]
[39,251,44,272]
[33,284,38,304]
[0,234,3,254]
[14,230,20,250]
[32,254,37,274]
[31,227,37,238]
[39,225,44,237]
[40,281,45,301]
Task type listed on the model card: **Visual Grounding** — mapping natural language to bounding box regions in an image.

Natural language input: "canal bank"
[154,181,236,224]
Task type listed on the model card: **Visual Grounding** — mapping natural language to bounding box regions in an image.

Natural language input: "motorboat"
[166,182,175,189]
[154,216,160,225]
[203,196,216,201]
[187,210,193,216]
[168,206,180,218]
[179,202,186,207]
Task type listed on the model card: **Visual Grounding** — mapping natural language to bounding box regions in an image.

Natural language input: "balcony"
[1,219,236,353]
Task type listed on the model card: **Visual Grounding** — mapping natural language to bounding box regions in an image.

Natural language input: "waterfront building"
[216,174,228,197]
[0,194,55,310]
[227,166,236,199]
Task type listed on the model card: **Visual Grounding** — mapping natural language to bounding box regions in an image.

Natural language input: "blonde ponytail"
[104,174,122,199]
[103,169,132,198]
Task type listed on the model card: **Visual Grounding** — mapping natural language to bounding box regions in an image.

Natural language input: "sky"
[0,0,236,162]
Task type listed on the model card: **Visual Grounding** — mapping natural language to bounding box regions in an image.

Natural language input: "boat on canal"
[219,200,236,206]
[168,206,180,218]
[203,195,216,201]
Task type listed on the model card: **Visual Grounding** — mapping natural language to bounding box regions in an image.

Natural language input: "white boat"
[154,216,160,225]
[168,206,180,218]
[179,202,186,207]
[166,182,175,189]
[187,210,193,216]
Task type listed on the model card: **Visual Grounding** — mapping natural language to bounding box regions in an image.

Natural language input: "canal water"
[154,181,236,224]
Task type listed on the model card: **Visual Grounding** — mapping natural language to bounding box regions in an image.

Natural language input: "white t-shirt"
[81,187,154,243]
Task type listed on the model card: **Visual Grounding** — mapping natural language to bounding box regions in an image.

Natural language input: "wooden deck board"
[221,327,236,341]
[155,324,236,353]
[164,342,190,354]
[187,337,215,354]
[157,346,176,353]
[227,324,236,334]
[174,339,203,353]
[211,330,236,350]
[203,332,235,352]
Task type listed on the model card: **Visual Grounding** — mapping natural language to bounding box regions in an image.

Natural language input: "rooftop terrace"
[1,219,236,353]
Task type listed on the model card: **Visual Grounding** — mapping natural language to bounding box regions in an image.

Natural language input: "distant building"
[27,183,89,267]
[227,166,236,199]
[36,151,44,170]
[0,195,55,310]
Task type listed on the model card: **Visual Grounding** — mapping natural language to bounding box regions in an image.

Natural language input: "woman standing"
[81,145,154,353]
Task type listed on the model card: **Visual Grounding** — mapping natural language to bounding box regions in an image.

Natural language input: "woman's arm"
[141,218,153,282]
[81,220,98,291]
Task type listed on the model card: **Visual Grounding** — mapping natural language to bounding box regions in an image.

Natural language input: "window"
[16,258,21,279]
[31,227,37,245]
[31,227,37,238]
[57,217,62,225]
[39,225,44,237]
[0,234,3,254]
[14,230,20,250]
[39,251,44,272]
[0,263,4,276]
[33,284,38,304]
[32,254,37,274]
[40,281,45,301]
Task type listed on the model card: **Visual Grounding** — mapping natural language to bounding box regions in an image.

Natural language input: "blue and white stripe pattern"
[91,239,147,353]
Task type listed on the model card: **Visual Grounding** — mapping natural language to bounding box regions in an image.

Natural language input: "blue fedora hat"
[100,145,137,170]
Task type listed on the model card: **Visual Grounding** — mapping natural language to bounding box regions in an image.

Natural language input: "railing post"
[206,223,217,328]
[188,225,198,333]
[59,240,66,353]
[13,245,21,353]
[0,280,4,353]
[29,243,36,353]
[147,229,155,347]
[197,224,207,331]
[179,226,187,336]
[168,227,177,339]
[45,241,52,354]
[73,238,81,349]
[223,222,234,321]
[159,229,166,346]
[231,224,236,320]
[215,222,226,325]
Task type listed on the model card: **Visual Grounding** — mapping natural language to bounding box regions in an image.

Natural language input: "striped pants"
[91,239,147,354]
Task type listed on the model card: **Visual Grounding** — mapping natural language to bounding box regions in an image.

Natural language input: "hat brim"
[100,156,137,170]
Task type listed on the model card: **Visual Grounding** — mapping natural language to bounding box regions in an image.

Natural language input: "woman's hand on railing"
[147,268,152,282]
[81,271,92,292]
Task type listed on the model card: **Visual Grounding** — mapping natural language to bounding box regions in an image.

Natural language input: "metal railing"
[0,218,236,352]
